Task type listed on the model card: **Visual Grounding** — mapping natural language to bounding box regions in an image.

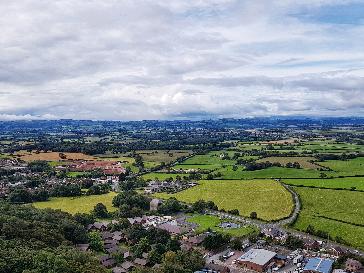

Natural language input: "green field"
[187,214,257,237]
[33,192,117,214]
[293,187,364,250]
[182,151,236,166]
[155,180,294,221]
[283,177,364,191]
[142,172,189,180]
[257,156,318,169]
[214,166,323,179]
[320,157,364,176]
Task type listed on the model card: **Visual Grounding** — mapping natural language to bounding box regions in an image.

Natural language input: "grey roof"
[304,258,334,273]
[238,249,277,266]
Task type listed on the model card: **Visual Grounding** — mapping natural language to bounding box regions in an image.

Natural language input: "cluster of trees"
[86,183,111,195]
[202,233,231,250]
[112,191,150,218]
[0,202,107,273]
[130,249,205,273]
[157,197,186,214]
[191,200,218,213]
[28,160,52,173]
[8,188,49,203]
[243,161,282,171]
[51,183,82,197]
[315,153,360,162]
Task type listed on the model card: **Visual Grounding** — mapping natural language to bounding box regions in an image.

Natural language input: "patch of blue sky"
[291,2,364,25]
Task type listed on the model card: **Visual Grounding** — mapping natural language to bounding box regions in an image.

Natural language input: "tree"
[88,231,104,252]
[231,238,243,250]
[8,188,33,204]
[203,233,231,250]
[74,213,95,227]
[250,211,258,219]
[93,203,109,218]
[158,198,183,214]
[131,237,151,258]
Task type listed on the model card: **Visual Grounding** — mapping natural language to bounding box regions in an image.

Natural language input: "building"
[303,258,334,273]
[345,259,362,273]
[150,198,162,211]
[237,249,277,272]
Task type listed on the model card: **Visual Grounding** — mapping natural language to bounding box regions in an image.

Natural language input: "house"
[303,258,334,273]
[237,249,277,272]
[99,255,116,268]
[75,243,90,251]
[112,267,127,273]
[121,261,135,271]
[157,222,184,235]
[304,239,321,251]
[262,227,287,242]
[102,231,114,240]
[327,247,344,257]
[345,259,363,273]
[150,198,162,211]
[205,263,230,273]
[134,258,148,267]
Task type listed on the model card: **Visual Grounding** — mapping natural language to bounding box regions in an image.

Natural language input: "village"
[73,195,364,273]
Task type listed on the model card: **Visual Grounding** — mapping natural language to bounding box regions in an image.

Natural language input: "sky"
[1,0,364,121]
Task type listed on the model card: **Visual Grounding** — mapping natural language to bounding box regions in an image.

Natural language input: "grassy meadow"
[292,187,364,250]
[155,179,294,221]
[33,192,117,214]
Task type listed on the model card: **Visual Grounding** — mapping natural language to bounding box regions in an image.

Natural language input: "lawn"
[187,214,258,237]
[283,177,364,191]
[155,180,294,221]
[215,166,323,179]
[292,187,364,250]
[33,192,117,214]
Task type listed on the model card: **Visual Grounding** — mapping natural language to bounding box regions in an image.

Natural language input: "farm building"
[237,249,277,272]
[303,258,334,273]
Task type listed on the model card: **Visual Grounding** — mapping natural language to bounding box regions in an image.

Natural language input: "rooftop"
[238,249,277,266]
[304,258,334,273]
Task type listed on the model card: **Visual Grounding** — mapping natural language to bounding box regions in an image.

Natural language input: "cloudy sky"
[1,0,364,120]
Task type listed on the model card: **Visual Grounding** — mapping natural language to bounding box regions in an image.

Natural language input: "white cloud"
[0,0,364,120]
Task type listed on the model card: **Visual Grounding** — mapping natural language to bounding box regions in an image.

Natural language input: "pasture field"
[14,151,96,161]
[187,214,258,237]
[298,141,364,154]
[155,180,294,221]
[173,164,221,171]
[283,177,364,191]
[137,150,192,165]
[320,157,364,176]
[33,192,117,214]
[181,151,236,166]
[142,172,189,180]
[214,166,323,179]
[257,156,318,169]
[293,187,364,250]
